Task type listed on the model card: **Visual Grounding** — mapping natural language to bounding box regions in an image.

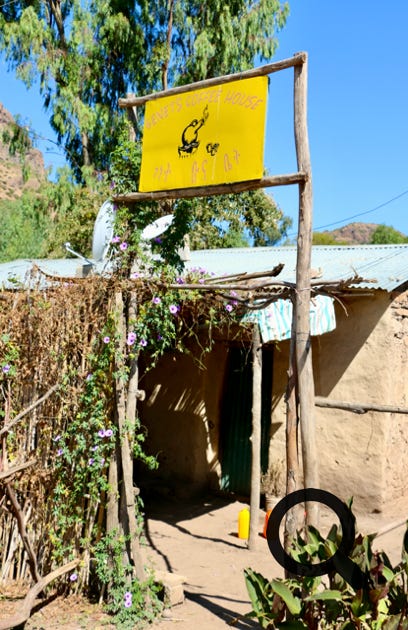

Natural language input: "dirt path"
[145,494,408,630]
[0,493,407,629]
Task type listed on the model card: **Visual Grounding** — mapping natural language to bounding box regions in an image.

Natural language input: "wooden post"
[248,324,262,551]
[293,53,319,526]
[284,303,300,551]
[114,291,145,581]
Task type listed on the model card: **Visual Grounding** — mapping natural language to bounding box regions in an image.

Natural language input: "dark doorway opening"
[219,344,273,495]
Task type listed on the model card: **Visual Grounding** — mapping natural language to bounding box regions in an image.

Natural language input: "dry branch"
[0,558,79,630]
[0,384,59,438]
[0,459,36,481]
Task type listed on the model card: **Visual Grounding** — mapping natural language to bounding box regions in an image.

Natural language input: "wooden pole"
[284,301,300,552]
[315,397,408,415]
[112,172,306,204]
[114,291,145,581]
[293,53,319,526]
[119,53,305,108]
[248,324,262,551]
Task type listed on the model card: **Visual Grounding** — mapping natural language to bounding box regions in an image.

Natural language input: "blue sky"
[1,0,407,237]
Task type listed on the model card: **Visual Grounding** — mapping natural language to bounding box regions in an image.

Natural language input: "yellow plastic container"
[238,507,250,539]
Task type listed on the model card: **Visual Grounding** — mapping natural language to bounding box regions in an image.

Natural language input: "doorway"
[219,344,272,495]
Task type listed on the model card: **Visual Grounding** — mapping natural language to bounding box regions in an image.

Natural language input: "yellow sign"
[139,76,268,192]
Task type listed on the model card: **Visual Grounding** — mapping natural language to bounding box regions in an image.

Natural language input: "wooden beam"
[315,397,408,415]
[112,173,306,203]
[119,53,306,108]
[293,54,319,526]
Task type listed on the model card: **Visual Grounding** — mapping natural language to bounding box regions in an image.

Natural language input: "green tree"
[0,0,291,252]
[312,231,347,245]
[0,0,289,179]
[0,170,108,262]
[370,223,408,244]
[0,193,50,261]
[188,189,292,249]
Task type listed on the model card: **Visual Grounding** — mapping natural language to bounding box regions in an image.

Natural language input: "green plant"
[245,522,408,629]
[93,530,163,629]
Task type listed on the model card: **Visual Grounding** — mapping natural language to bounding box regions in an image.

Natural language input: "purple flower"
[230,290,238,297]
[127,332,137,346]
[88,458,94,465]
[98,429,106,438]
[2,365,10,374]
[103,336,110,344]
[139,339,147,347]
[119,241,128,251]
[154,237,162,244]
[86,373,93,381]
[131,272,140,279]
[105,429,113,438]
[152,296,161,304]
[57,448,63,456]
[53,435,61,442]
[110,181,116,190]
[70,573,78,582]
[124,591,132,608]
[225,304,233,312]
[199,278,205,284]
[111,235,121,244]
[169,304,178,314]
[157,334,163,341]
[91,445,98,452]
[100,458,105,466]
[176,277,185,284]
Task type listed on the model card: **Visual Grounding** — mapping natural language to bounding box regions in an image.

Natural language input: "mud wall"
[139,291,408,511]
[270,290,408,514]
[139,343,227,494]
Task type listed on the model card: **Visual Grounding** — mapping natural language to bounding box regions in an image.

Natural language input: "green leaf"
[381,565,395,581]
[271,580,302,616]
[305,589,343,601]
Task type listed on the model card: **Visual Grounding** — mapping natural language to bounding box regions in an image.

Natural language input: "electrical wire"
[313,188,408,232]
[285,187,408,238]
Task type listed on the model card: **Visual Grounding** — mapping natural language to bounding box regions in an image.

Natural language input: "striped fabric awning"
[242,294,336,343]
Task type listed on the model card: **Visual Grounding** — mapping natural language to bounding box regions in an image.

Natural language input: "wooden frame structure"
[114,51,317,549]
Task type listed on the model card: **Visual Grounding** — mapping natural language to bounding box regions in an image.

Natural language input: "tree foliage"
[0,0,291,251]
[0,0,289,177]
[0,171,108,262]
[370,223,408,244]
[312,231,346,246]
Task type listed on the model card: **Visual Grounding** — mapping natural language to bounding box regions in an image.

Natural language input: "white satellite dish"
[92,200,115,261]
[141,214,174,241]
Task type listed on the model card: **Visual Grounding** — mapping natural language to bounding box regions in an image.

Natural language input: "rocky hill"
[320,222,408,245]
[324,222,379,244]
[0,103,47,201]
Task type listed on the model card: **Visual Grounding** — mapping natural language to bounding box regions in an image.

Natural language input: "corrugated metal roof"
[186,244,408,291]
[0,259,109,290]
[1,244,407,292]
